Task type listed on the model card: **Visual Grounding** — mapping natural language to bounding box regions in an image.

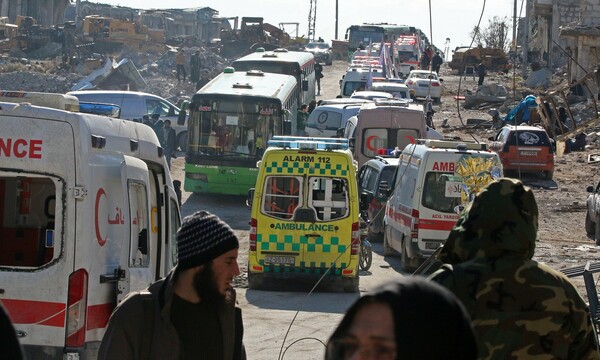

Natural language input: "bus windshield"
[188,96,283,161]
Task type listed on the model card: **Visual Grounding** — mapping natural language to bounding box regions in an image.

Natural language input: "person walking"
[99,210,246,360]
[162,119,177,169]
[150,113,164,145]
[477,61,486,86]
[176,49,187,83]
[420,51,431,70]
[431,52,443,74]
[325,277,477,360]
[429,178,600,359]
[296,104,309,136]
[190,50,201,84]
[314,61,323,95]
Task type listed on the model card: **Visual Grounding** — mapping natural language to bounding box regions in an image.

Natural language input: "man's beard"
[192,263,233,305]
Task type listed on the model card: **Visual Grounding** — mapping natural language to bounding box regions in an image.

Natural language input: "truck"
[448,46,510,74]
[0,102,181,359]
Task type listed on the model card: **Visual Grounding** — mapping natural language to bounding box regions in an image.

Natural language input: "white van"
[0,102,181,359]
[67,90,188,150]
[0,90,80,112]
[340,66,385,97]
[343,99,427,167]
[305,103,363,138]
[369,82,412,100]
[383,140,502,271]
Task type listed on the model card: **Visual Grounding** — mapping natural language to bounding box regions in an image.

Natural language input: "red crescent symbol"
[366,135,378,151]
[404,135,416,144]
[95,188,108,246]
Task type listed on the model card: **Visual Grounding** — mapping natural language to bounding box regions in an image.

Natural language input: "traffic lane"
[239,242,406,359]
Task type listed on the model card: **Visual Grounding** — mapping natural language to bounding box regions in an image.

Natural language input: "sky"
[99,0,517,52]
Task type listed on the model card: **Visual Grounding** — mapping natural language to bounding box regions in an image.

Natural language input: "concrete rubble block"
[525,68,552,89]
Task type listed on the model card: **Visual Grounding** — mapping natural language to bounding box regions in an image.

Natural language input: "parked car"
[305,41,332,65]
[404,70,443,102]
[585,182,600,244]
[358,156,399,240]
[488,125,554,179]
[369,82,412,99]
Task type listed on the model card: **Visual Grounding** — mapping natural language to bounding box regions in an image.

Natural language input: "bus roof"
[194,70,297,101]
[232,48,315,67]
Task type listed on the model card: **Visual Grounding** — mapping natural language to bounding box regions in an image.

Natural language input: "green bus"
[184,67,299,195]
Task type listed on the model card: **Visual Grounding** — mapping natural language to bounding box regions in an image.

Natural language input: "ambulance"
[0,102,181,358]
[247,136,360,292]
[383,140,502,272]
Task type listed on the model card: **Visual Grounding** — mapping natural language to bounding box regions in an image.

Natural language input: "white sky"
[99,0,517,51]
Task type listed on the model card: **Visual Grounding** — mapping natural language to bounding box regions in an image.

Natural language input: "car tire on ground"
[586,211,595,235]
[400,238,412,273]
[177,131,188,152]
[383,226,394,256]
[433,97,441,104]
[595,216,600,245]
[248,271,264,290]
[545,170,553,180]
[342,276,359,293]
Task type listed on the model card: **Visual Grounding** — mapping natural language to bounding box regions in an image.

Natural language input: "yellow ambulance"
[247,136,360,291]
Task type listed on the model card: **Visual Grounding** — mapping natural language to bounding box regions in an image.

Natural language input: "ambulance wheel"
[343,276,359,293]
[177,131,188,152]
[586,212,595,236]
[248,271,263,290]
[400,238,412,273]
[383,227,394,256]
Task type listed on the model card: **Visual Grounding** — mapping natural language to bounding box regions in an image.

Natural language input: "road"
[169,60,406,359]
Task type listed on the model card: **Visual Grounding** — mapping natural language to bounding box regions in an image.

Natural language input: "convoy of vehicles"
[0,102,180,359]
[384,140,502,271]
[247,136,360,292]
[184,67,298,196]
[232,48,316,109]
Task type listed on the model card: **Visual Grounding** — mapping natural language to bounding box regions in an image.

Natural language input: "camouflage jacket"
[429,178,599,359]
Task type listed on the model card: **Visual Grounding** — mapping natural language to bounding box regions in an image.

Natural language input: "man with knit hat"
[99,211,246,360]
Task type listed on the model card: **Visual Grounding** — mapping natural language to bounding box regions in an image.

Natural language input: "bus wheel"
[177,131,188,152]
[248,271,264,290]
[343,276,359,293]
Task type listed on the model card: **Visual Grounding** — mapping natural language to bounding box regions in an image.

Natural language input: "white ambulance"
[383,140,502,272]
[0,102,181,359]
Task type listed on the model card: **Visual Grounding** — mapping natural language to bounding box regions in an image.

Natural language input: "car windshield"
[410,72,438,80]
[307,43,329,50]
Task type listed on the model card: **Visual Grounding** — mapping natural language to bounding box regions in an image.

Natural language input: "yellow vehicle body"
[248,136,361,291]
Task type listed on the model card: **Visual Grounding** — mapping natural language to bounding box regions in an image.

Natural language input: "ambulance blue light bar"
[268,136,349,151]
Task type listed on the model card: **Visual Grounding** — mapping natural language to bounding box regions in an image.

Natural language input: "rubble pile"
[0,69,80,93]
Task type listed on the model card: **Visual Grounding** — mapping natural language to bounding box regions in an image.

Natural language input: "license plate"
[520,151,537,156]
[264,256,295,265]
[418,83,429,87]
[425,242,440,250]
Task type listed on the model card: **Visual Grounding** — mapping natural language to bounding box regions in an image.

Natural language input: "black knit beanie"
[176,211,239,271]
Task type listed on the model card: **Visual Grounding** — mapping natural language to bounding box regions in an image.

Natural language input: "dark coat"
[98,268,246,360]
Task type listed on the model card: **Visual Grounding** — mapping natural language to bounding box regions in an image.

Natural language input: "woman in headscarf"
[325,277,477,360]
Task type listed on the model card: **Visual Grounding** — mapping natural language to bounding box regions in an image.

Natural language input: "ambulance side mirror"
[138,228,149,255]
[359,192,371,211]
[246,188,255,207]
[336,128,345,138]
[378,180,390,197]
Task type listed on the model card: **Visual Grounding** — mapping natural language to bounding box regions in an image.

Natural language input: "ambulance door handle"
[100,267,126,283]
[304,233,321,238]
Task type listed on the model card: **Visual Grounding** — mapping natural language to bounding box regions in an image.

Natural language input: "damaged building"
[531,0,600,80]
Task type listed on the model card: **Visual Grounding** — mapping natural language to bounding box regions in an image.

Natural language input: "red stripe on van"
[87,303,115,330]
[1,299,114,330]
[419,219,457,231]
[1,299,66,326]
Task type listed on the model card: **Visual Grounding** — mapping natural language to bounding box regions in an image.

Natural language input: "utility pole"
[444,38,451,62]
[335,0,338,40]
[307,0,317,42]
[522,0,530,79]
